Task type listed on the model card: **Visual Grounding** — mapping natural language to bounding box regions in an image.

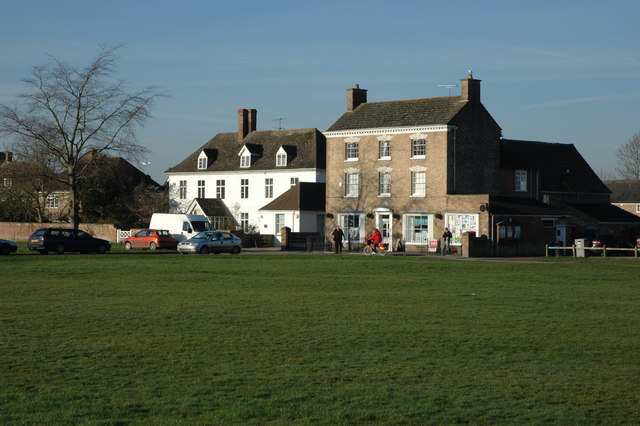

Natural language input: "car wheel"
[55,244,65,255]
[200,246,209,255]
[149,242,157,250]
[97,244,107,254]
[124,242,132,250]
[0,244,9,256]
[231,246,241,255]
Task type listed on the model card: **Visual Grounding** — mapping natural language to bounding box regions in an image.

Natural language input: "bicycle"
[363,240,387,256]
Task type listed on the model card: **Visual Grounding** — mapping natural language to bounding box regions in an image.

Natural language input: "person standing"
[332,225,345,254]
[442,227,452,255]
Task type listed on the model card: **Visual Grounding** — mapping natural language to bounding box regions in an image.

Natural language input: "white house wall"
[167,169,325,233]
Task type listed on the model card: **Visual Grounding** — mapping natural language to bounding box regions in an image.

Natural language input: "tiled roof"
[567,203,640,223]
[259,182,325,212]
[165,128,325,174]
[604,180,640,202]
[500,139,610,194]
[327,96,467,131]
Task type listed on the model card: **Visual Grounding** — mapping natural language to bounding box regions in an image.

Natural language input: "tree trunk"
[68,167,80,229]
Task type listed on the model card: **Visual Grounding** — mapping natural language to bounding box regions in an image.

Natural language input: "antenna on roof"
[437,84,458,96]
[274,117,288,130]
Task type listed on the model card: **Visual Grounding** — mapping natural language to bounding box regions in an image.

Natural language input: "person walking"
[442,227,452,255]
[332,225,345,254]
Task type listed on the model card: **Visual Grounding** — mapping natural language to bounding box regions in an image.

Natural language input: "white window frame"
[515,170,527,192]
[240,179,249,199]
[340,214,363,243]
[345,173,359,197]
[197,154,207,170]
[216,180,225,199]
[404,214,431,245]
[276,147,288,167]
[197,180,205,198]
[411,139,426,158]
[411,171,426,197]
[636,204,640,213]
[240,212,249,231]
[345,141,359,161]
[445,213,479,246]
[240,154,251,168]
[275,213,285,234]
[3,178,12,188]
[379,172,391,197]
[290,177,299,187]
[379,140,391,159]
[46,194,59,209]
[265,178,273,198]
[179,180,187,200]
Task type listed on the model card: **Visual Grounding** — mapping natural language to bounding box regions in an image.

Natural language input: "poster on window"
[446,213,479,245]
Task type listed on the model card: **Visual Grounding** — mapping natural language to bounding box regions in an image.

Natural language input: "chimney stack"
[238,109,257,140]
[1,151,13,163]
[346,84,367,111]
[460,71,481,104]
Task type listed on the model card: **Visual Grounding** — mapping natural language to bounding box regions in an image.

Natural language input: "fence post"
[545,244,549,257]
[572,245,576,257]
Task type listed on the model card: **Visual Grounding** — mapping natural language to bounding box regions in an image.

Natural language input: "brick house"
[165,109,326,245]
[324,74,639,255]
[605,180,640,217]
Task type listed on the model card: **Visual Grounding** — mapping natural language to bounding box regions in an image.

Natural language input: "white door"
[377,213,392,248]
[555,225,567,246]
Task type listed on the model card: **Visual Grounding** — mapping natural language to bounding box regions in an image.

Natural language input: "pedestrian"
[332,225,345,254]
[442,227,452,255]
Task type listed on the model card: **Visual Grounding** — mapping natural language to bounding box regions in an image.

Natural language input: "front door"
[377,213,391,249]
[555,225,567,246]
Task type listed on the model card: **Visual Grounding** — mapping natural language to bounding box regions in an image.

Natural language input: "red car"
[123,229,178,250]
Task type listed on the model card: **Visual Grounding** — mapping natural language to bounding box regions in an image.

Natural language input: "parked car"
[123,229,178,250]
[591,234,635,256]
[0,238,18,255]
[27,228,111,255]
[177,231,242,255]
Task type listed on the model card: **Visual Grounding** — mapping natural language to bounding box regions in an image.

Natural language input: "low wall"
[0,222,118,242]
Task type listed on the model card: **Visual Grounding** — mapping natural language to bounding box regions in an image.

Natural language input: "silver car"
[177,231,242,255]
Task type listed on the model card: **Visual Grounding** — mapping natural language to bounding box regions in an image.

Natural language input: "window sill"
[411,155,426,160]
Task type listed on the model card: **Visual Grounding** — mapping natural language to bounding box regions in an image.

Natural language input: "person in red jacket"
[366,228,382,252]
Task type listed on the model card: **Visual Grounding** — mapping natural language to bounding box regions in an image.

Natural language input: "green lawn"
[1,253,639,424]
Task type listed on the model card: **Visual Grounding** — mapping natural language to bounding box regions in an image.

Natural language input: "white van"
[149,213,213,241]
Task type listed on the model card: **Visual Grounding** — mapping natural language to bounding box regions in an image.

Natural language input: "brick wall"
[0,222,118,242]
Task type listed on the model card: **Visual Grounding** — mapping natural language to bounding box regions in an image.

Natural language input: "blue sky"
[2,0,640,183]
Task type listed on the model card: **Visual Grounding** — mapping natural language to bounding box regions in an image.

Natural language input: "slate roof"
[567,203,640,223]
[191,198,232,217]
[500,139,610,194]
[326,96,467,131]
[604,180,640,203]
[165,128,325,173]
[489,196,562,216]
[259,182,325,212]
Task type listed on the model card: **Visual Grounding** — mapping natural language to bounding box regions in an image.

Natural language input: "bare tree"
[615,132,640,180]
[0,45,162,228]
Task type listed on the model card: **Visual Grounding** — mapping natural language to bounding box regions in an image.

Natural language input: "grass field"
[1,251,639,424]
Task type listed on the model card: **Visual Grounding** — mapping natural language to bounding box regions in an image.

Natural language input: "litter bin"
[575,238,586,257]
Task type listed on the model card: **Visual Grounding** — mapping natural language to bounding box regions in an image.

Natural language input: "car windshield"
[192,221,213,232]
[157,230,171,236]
[32,229,47,237]
[193,231,214,239]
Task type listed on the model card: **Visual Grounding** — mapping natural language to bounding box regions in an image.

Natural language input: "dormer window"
[276,146,288,167]
[238,145,255,168]
[197,151,208,170]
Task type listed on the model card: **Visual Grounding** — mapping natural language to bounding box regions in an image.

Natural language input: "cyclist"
[365,228,382,253]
